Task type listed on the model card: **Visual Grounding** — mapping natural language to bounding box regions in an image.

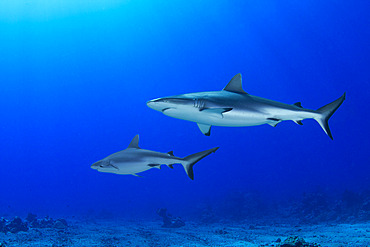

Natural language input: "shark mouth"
[162,107,174,112]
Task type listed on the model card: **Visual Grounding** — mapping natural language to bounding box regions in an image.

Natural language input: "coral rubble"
[0,214,68,234]
[0,217,28,234]
[278,236,321,247]
[156,208,185,228]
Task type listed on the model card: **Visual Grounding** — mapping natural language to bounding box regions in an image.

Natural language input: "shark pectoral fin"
[199,108,232,118]
[294,120,303,125]
[197,123,212,136]
[267,118,281,127]
[148,164,161,169]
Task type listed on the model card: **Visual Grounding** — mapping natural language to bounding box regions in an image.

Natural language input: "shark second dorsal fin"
[223,73,247,94]
[128,135,140,149]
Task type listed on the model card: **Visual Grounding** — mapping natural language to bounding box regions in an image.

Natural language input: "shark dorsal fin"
[223,73,247,94]
[294,102,302,108]
[128,135,140,149]
[167,151,174,156]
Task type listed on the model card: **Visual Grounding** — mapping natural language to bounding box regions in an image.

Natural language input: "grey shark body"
[147,74,345,139]
[91,135,218,180]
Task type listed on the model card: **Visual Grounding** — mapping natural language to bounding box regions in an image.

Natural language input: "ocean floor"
[0,218,369,247]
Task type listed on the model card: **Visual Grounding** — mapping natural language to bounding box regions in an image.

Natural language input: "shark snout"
[146,99,156,108]
[147,98,170,112]
[91,161,102,170]
[91,160,119,173]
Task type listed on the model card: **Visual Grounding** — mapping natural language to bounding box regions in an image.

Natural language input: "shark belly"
[162,104,283,127]
[164,104,319,127]
[163,105,269,126]
[110,151,181,175]
[113,162,152,175]
[219,106,318,127]
[95,160,151,175]
[214,109,270,127]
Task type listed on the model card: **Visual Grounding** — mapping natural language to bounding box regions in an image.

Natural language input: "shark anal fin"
[294,102,302,108]
[167,151,174,156]
[223,73,247,94]
[148,164,161,169]
[199,108,232,118]
[197,123,211,136]
[294,120,303,125]
[128,135,140,149]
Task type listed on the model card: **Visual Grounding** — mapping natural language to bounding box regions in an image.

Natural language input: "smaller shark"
[147,74,345,139]
[91,135,219,180]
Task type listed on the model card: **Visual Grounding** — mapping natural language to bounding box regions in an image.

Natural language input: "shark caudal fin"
[314,93,346,140]
[181,147,219,180]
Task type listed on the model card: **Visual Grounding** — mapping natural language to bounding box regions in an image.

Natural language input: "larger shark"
[91,135,219,180]
[147,74,345,139]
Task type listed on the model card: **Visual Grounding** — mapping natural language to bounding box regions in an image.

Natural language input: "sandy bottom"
[1,219,369,246]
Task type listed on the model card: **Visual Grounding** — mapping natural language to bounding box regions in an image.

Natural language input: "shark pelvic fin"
[197,123,212,136]
[294,120,303,125]
[268,122,279,127]
[223,73,247,94]
[128,135,140,149]
[267,118,281,127]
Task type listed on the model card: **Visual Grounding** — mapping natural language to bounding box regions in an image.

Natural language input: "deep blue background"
[0,1,369,218]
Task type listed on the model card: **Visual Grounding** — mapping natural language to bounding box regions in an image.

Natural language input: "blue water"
[0,0,369,221]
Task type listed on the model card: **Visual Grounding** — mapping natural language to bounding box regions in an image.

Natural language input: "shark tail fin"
[314,93,345,140]
[181,147,219,180]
